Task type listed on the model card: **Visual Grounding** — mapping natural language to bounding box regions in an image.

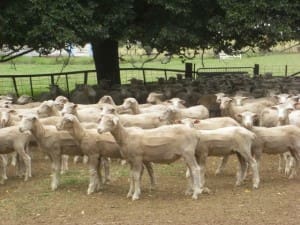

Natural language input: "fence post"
[285,65,288,77]
[253,64,260,76]
[65,74,70,97]
[164,69,168,80]
[185,63,193,79]
[11,76,19,97]
[29,76,34,97]
[142,69,146,85]
[84,71,88,84]
[50,75,55,85]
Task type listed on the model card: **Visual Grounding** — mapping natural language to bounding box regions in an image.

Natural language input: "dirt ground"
[0,151,299,225]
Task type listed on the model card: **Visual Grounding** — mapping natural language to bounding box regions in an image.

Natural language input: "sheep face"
[232,96,248,106]
[37,100,54,117]
[168,98,185,108]
[61,103,77,116]
[275,94,291,104]
[56,114,75,131]
[219,97,232,110]
[122,98,137,109]
[272,104,294,124]
[147,93,163,104]
[19,115,36,132]
[97,114,118,134]
[54,96,69,110]
[0,110,15,128]
[215,93,226,103]
[238,111,257,129]
[100,104,116,115]
[98,96,114,105]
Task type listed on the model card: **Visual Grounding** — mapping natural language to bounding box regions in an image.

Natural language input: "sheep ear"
[112,116,119,125]
[253,113,258,119]
[271,105,278,110]
[8,109,17,114]
[194,119,200,124]
[180,100,186,105]
[175,120,182,124]
[242,97,249,100]
[18,115,23,119]
[236,113,242,118]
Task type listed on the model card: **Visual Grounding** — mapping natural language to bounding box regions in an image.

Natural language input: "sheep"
[179,117,240,175]
[231,96,275,107]
[219,96,271,123]
[119,97,167,114]
[97,114,203,200]
[190,126,259,191]
[0,109,17,128]
[100,103,176,129]
[146,92,165,104]
[0,126,32,183]
[61,102,102,123]
[237,111,300,179]
[56,114,156,193]
[169,104,209,121]
[18,114,85,192]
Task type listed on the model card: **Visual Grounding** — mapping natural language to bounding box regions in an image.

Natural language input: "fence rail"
[1,65,299,98]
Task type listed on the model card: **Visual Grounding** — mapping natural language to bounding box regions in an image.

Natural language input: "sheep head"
[97,114,119,134]
[19,114,37,133]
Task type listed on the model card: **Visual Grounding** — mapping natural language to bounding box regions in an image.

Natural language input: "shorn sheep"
[238,111,300,179]
[0,126,32,184]
[56,114,156,193]
[97,113,203,200]
[18,114,83,192]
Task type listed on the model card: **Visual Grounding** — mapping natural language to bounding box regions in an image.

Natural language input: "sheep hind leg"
[60,155,69,175]
[288,151,299,179]
[215,155,229,175]
[101,158,111,184]
[184,153,204,200]
[278,154,285,173]
[17,148,31,182]
[143,161,156,190]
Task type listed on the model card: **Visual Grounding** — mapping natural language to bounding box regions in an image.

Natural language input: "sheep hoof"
[127,192,133,198]
[3,176,8,180]
[185,188,193,196]
[201,187,211,194]
[132,195,139,201]
[215,170,221,176]
[192,194,198,200]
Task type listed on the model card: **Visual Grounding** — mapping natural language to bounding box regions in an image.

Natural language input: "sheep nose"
[19,127,23,133]
[97,128,103,134]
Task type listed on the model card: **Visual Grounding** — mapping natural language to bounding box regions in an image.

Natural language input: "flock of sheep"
[0,87,299,200]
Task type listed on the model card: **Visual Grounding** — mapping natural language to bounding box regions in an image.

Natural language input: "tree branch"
[0,48,35,63]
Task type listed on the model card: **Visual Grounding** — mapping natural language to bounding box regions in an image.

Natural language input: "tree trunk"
[92,39,121,85]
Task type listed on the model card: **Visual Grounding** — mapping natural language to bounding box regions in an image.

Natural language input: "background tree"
[0,0,299,84]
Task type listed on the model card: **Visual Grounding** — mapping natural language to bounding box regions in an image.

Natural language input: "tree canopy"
[0,0,299,83]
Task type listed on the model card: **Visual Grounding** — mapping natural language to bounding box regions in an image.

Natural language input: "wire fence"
[0,65,300,98]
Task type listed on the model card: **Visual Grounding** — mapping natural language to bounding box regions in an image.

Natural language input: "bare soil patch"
[0,152,299,225]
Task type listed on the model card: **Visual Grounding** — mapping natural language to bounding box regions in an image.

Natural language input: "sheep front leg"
[50,154,61,191]
[288,151,299,179]
[278,154,285,173]
[131,162,143,201]
[87,155,102,195]
[0,155,8,181]
[235,153,247,186]
[215,155,229,175]
[185,153,204,200]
